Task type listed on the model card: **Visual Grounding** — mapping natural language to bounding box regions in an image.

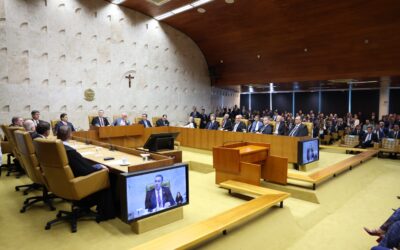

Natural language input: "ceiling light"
[304,48,308,52]
[171,4,193,14]
[197,8,206,13]
[220,60,224,63]
[257,54,261,59]
[191,0,214,7]
[111,0,125,4]
[154,12,174,20]
[225,0,235,3]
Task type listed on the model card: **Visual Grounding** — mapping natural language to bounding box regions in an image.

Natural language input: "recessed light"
[364,39,369,44]
[225,0,234,3]
[304,48,308,52]
[111,0,125,4]
[197,8,206,13]
[257,54,261,59]
[220,60,224,64]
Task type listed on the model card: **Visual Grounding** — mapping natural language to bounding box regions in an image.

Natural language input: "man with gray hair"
[23,120,38,139]
[288,116,309,137]
[113,113,131,126]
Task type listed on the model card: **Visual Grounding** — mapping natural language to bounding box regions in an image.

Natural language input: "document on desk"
[80,151,95,156]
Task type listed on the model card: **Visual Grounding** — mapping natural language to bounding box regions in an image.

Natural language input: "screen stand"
[130,207,183,234]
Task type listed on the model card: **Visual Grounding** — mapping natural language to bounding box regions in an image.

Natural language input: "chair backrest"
[269,121,276,132]
[33,138,78,200]
[146,181,170,192]
[14,131,46,186]
[381,138,399,150]
[242,119,249,127]
[216,117,223,127]
[152,117,162,126]
[88,115,96,127]
[344,135,359,146]
[50,120,59,135]
[1,125,24,160]
[135,117,143,124]
[303,122,313,137]
[194,118,201,129]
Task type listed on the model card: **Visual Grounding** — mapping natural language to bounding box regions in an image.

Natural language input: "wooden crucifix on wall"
[125,74,135,88]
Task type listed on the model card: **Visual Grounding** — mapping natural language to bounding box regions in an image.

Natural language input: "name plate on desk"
[98,125,144,138]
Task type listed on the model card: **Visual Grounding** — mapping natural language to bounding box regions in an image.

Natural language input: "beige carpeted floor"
[0,150,398,250]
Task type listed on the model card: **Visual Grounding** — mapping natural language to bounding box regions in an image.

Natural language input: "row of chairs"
[340,134,399,157]
[0,125,110,232]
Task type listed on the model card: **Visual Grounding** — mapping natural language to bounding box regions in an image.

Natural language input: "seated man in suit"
[221,114,233,131]
[373,124,385,141]
[145,174,175,212]
[199,108,208,129]
[91,110,110,127]
[57,126,115,220]
[232,115,247,132]
[205,113,219,130]
[351,124,365,137]
[139,113,152,128]
[10,116,24,127]
[183,116,196,128]
[388,124,400,139]
[258,117,273,134]
[32,122,51,139]
[249,115,263,133]
[23,120,38,139]
[273,115,285,135]
[55,113,76,135]
[113,113,131,126]
[156,114,169,127]
[31,110,45,127]
[189,106,200,118]
[288,116,309,137]
[358,126,378,148]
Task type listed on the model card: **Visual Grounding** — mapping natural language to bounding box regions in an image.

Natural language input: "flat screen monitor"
[143,132,179,152]
[120,163,189,223]
[298,138,319,165]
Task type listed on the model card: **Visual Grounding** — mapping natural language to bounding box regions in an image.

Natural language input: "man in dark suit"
[205,113,219,130]
[288,116,309,137]
[351,124,366,144]
[199,108,208,129]
[139,113,152,128]
[232,115,247,132]
[249,115,263,133]
[189,106,200,118]
[10,116,23,127]
[221,114,233,131]
[388,124,400,139]
[57,126,115,220]
[91,110,110,127]
[273,116,285,135]
[155,114,169,127]
[31,110,45,127]
[258,117,273,134]
[32,122,51,139]
[55,113,76,135]
[145,174,175,212]
[359,126,378,148]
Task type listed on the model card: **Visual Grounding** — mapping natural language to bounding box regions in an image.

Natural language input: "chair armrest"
[70,169,110,199]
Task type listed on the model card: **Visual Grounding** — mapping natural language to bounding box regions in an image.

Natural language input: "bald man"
[288,116,309,137]
[23,120,38,139]
[113,113,131,126]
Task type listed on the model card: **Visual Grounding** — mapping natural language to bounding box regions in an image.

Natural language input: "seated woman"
[183,116,197,128]
[365,208,400,250]
[57,126,115,220]
[55,113,75,135]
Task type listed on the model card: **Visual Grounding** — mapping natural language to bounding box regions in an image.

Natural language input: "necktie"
[290,125,299,136]
[395,132,398,138]
[365,133,371,142]
[234,123,239,132]
[157,189,162,207]
[100,118,104,127]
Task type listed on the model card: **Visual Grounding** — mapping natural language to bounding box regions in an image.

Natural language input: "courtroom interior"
[0,0,399,250]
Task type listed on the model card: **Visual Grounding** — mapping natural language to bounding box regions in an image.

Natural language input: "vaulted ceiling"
[113,0,400,86]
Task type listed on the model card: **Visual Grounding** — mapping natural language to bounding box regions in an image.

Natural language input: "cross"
[125,74,134,88]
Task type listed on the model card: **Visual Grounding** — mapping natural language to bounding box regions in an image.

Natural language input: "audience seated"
[55,113,75,135]
[138,113,152,128]
[57,126,115,220]
[388,124,400,139]
[288,116,308,137]
[249,115,263,133]
[358,126,378,148]
[205,113,219,130]
[32,122,51,139]
[155,114,169,127]
[113,113,131,126]
[221,114,233,131]
[232,115,246,132]
[258,117,273,134]
[274,116,286,135]
[91,110,110,127]
[23,120,38,139]
[10,116,23,127]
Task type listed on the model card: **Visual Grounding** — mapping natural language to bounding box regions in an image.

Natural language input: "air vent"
[146,0,171,6]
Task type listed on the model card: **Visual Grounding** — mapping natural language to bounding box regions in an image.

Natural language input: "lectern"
[213,142,288,186]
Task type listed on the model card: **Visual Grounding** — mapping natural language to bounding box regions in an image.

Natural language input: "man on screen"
[145,174,176,212]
